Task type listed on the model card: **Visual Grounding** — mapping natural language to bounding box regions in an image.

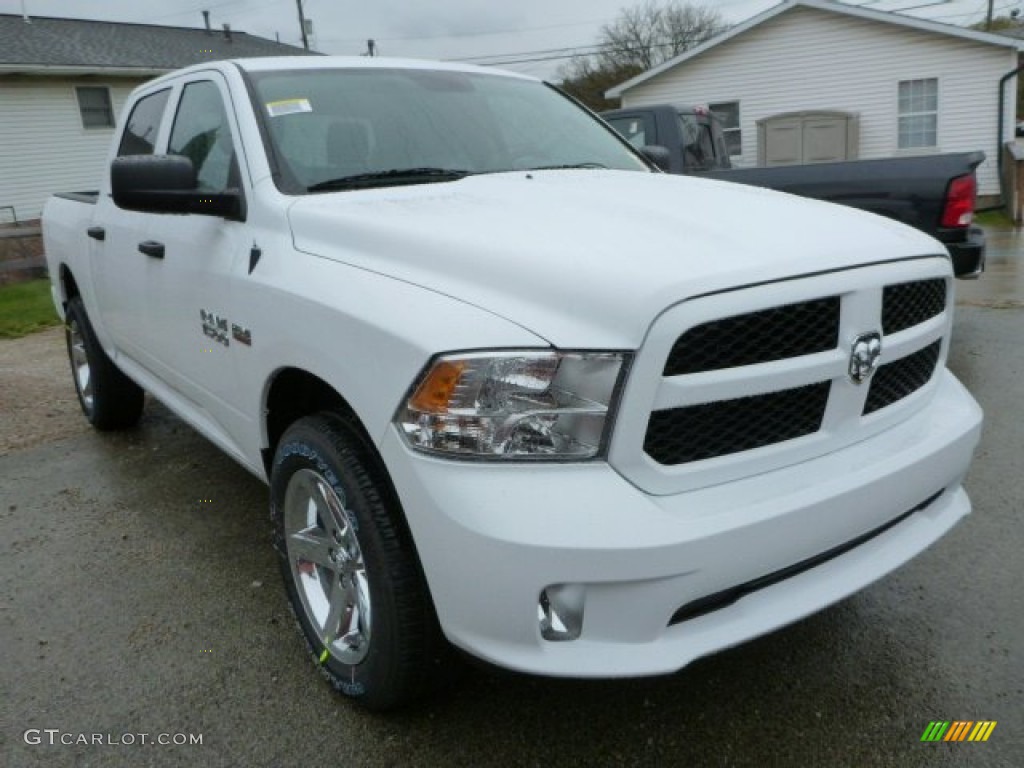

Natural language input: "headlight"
[396,350,629,460]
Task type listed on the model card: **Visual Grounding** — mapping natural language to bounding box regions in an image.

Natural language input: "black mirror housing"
[111,155,243,220]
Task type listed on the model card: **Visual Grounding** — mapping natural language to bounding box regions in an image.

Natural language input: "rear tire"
[270,412,450,710]
[64,296,144,430]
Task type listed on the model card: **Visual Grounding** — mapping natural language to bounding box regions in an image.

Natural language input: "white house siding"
[620,6,1018,195]
[0,77,146,222]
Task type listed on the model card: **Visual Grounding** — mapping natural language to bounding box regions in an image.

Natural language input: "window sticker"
[266,98,313,117]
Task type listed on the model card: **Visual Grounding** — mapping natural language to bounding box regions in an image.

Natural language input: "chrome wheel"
[283,468,371,665]
[67,317,94,411]
[272,414,451,709]
[62,297,144,430]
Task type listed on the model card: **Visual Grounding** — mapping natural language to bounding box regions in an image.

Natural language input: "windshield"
[248,67,649,192]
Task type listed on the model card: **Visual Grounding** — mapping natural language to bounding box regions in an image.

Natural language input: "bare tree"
[560,1,726,111]
[598,0,724,71]
[598,1,664,71]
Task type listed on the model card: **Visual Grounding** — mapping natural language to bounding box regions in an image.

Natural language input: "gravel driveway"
[0,327,89,456]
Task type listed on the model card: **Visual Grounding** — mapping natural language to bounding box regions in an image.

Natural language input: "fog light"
[538,584,585,641]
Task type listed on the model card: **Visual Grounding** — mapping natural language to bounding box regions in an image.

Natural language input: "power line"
[451,42,612,63]
[885,0,952,11]
[928,0,993,18]
[458,39,705,68]
[835,0,1009,21]
[850,0,1018,21]
[448,29,727,64]
[316,17,619,44]
[928,0,1016,19]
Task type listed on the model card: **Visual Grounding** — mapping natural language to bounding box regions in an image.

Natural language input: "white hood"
[288,170,945,348]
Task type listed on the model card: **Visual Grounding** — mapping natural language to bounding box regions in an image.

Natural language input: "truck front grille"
[663,297,839,375]
[864,340,942,415]
[882,279,946,334]
[634,268,950,474]
[644,383,829,464]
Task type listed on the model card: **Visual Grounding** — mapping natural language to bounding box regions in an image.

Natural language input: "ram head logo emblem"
[849,332,882,384]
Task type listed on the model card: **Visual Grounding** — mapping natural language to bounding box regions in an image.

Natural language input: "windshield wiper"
[524,163,608,171]
[307,168,471,192]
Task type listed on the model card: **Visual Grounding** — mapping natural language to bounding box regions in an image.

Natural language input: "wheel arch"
[262,367,400,496]
[59,263,80,307]
[264,367,352,472]
[262,366,439,620]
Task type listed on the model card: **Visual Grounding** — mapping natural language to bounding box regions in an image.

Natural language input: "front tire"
[270,413,448,710]
[64,296,144,430]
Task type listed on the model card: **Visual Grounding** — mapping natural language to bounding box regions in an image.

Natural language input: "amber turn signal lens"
[408,360,467,413]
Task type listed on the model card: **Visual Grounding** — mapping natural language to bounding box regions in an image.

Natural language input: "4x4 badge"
[849,332,882,384]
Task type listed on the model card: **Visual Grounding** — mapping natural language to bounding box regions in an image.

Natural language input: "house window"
[897,78,937,149]
[709,101,741,156]
[76,86,115,129]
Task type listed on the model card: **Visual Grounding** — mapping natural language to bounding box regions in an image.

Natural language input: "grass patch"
[974,209,1016,228]
[0,279,61,339]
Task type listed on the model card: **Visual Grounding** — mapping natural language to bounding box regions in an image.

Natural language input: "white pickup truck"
[43,56,982,710]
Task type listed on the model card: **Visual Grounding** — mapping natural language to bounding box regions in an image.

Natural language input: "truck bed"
[705,152,984,235]
[53,191,100,205]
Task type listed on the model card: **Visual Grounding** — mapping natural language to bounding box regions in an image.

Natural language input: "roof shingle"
[0,14,314,71]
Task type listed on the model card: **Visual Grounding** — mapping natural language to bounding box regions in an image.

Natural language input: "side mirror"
[639,145,672,172]
[111,155,243,220]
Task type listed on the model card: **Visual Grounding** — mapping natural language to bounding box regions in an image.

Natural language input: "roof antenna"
[21,0,30,22]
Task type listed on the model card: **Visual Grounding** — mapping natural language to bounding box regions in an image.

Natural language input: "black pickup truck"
[602,104,986,278]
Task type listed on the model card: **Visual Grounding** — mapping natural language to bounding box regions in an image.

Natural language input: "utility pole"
[296,0,309,50]
[986,0,994,30]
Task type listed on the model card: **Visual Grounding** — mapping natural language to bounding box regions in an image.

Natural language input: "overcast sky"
[1,0,1019,79]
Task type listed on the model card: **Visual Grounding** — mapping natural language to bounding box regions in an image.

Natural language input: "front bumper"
[381,370,982,678]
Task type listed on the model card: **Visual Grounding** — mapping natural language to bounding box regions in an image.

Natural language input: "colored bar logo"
[920,721,997,742]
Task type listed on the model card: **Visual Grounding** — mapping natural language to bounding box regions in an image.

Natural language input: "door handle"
[138,240,165,259]
[87,226,105,241]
